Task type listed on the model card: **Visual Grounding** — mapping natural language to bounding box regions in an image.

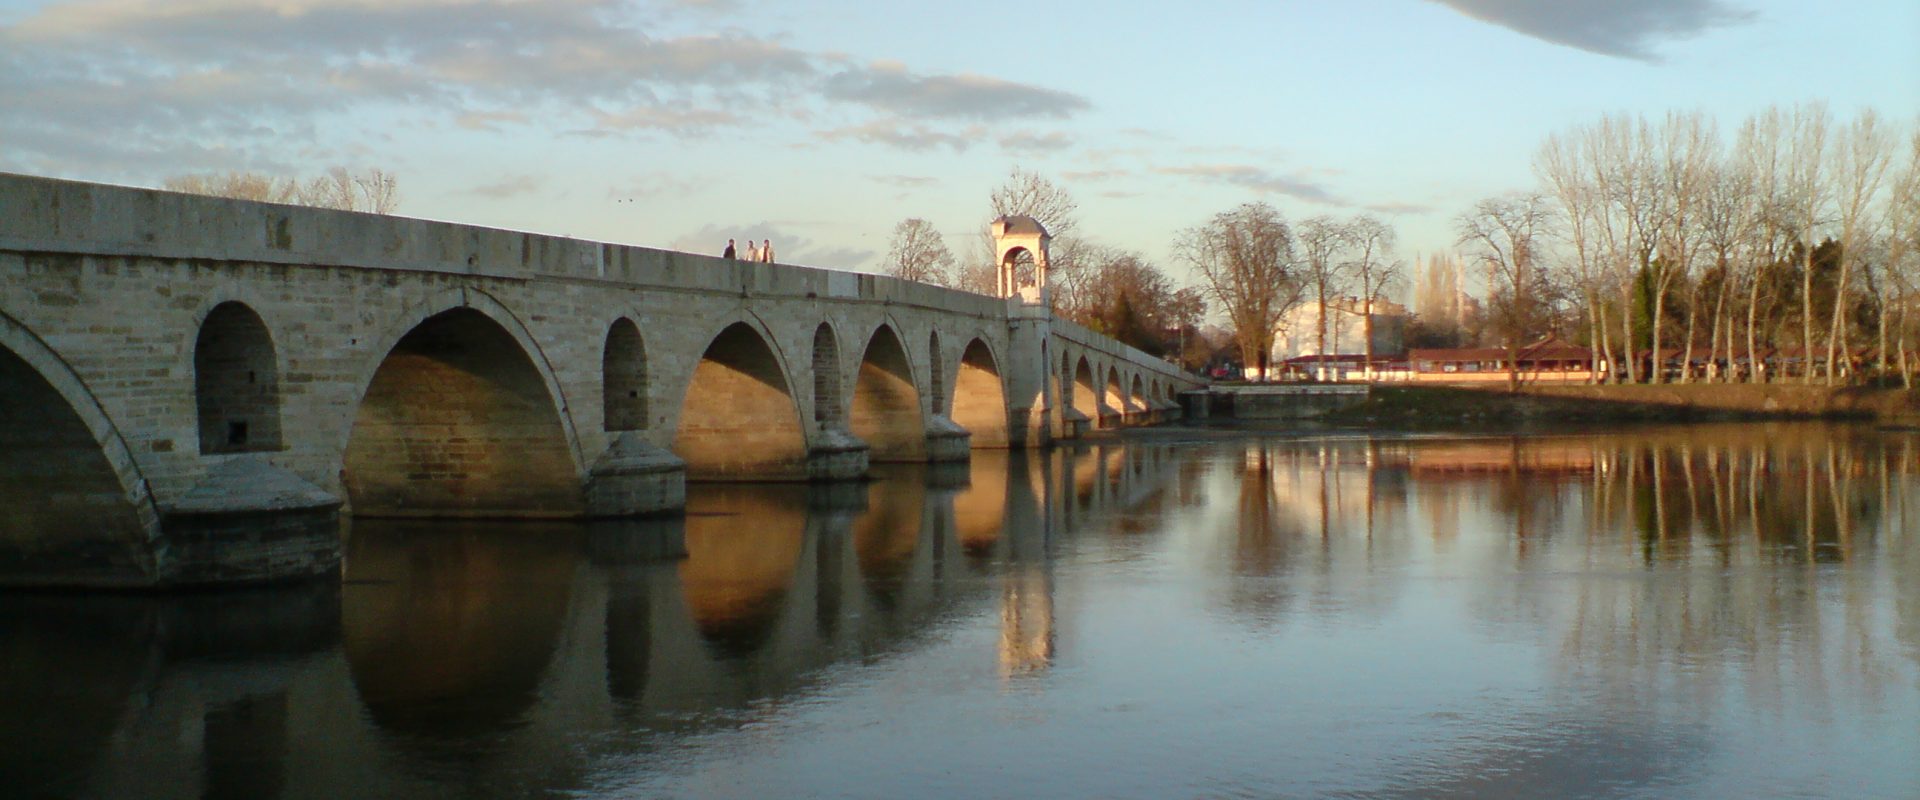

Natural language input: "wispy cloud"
[1428,0,1756,61]
[1155,164,1344,206]
[870,174,938,188]
[997,130,1074,154]
[471,174,545,199]
[822,60,1091,122]
[818,119,980,152]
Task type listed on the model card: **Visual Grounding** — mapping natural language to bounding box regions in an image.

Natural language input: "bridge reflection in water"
[6,425,1920,798]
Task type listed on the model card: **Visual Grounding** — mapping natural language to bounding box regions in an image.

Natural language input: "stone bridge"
[0,173,1201,588]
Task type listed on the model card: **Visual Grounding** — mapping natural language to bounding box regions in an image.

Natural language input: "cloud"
[456,110,529,131]
[1428,0,1756,61]
[471,173,544,199]
[0,0,1088,175]
[870,174,938,188]
[1155,164,1345,206]
[822,60,1091,122]
[818,119,979,152]
[587,106,742,135]
[1363,201,1435,215]
[1062,169,1130,182]
[997,130,1074,154]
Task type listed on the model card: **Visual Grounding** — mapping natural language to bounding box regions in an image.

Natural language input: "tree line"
[1469,104,1919,386]
[161,167,401,214]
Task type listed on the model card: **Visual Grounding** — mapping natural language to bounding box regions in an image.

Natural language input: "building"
[1270,296,1409,379]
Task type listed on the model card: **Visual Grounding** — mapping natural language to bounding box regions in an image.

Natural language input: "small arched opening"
[1102,368,1126,428]
[194,301,283,454]
[602,318,648,431]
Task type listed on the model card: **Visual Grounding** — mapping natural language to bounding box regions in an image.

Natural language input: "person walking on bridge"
[723,239,736,259]
[761,239,775,263]
[744,239,760,263]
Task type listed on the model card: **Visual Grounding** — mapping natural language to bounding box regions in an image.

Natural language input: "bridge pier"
[925,416,972,462]
[807,428,871,481]
[586,433,686,517]
[161,456,342,586]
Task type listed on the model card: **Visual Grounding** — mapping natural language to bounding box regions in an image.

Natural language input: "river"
[6,423,1919,798]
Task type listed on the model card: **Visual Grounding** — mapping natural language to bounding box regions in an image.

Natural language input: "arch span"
[0,314,156,585]
[194,301,284,454]
[849,324,925,462]
[674,321,809,480]
[1129,374,1147,417]
[344,307,583,517]
[951,338,1010,448]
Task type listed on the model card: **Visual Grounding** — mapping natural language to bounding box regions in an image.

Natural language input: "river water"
[6,423,1920,799]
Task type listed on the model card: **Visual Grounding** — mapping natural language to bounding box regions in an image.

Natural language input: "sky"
[2,0,1916,300]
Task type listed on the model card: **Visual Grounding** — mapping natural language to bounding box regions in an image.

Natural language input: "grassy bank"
[1316,384,1920,431]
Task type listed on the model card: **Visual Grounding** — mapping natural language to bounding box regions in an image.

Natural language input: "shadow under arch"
[1071,357,1100,425]
[0,311,157,586]
[850,323,925,462]
[344,306,583,517]
[951,338,1011,448]
[193,300,284,454]
[1102,367,1126,427]
[673,321,809,480]
[1128,373,1147,416]
[811,322,843,428]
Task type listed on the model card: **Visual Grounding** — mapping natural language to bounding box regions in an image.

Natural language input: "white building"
[1272,296,1408,377]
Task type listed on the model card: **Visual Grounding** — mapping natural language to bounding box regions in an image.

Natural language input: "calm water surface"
[6,424,1920,798]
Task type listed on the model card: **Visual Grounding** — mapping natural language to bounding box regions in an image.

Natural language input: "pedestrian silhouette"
[723,239,736,259]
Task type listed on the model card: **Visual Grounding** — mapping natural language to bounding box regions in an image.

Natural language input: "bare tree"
[1887,130,1920,386]
[1296,216,1351,377]
[1344,215,1402,377]
[1536,130,1610,382]
[1655,111,1716,384]
[1457,193,1555,392]
[163,166,401,213]
[1176,203,1303,380]
[1782,102,1833,383]
[989,166,1078,237]
[882,218,955,285]
[1823,110,1895,384]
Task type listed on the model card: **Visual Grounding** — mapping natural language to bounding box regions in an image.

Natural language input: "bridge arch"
[673,317,809,480]
[849,321,925,462]
[602,317,649,432]
[193,300,284,454]
[343,292,585,517]
[1129,373,1147,417]
[0,310,159,585]
[950,337,1010,448]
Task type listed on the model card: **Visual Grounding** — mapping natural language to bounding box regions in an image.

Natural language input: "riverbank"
[1309,383,1920,431]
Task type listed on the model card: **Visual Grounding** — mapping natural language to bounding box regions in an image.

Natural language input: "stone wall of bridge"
[0,172,1203,588]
